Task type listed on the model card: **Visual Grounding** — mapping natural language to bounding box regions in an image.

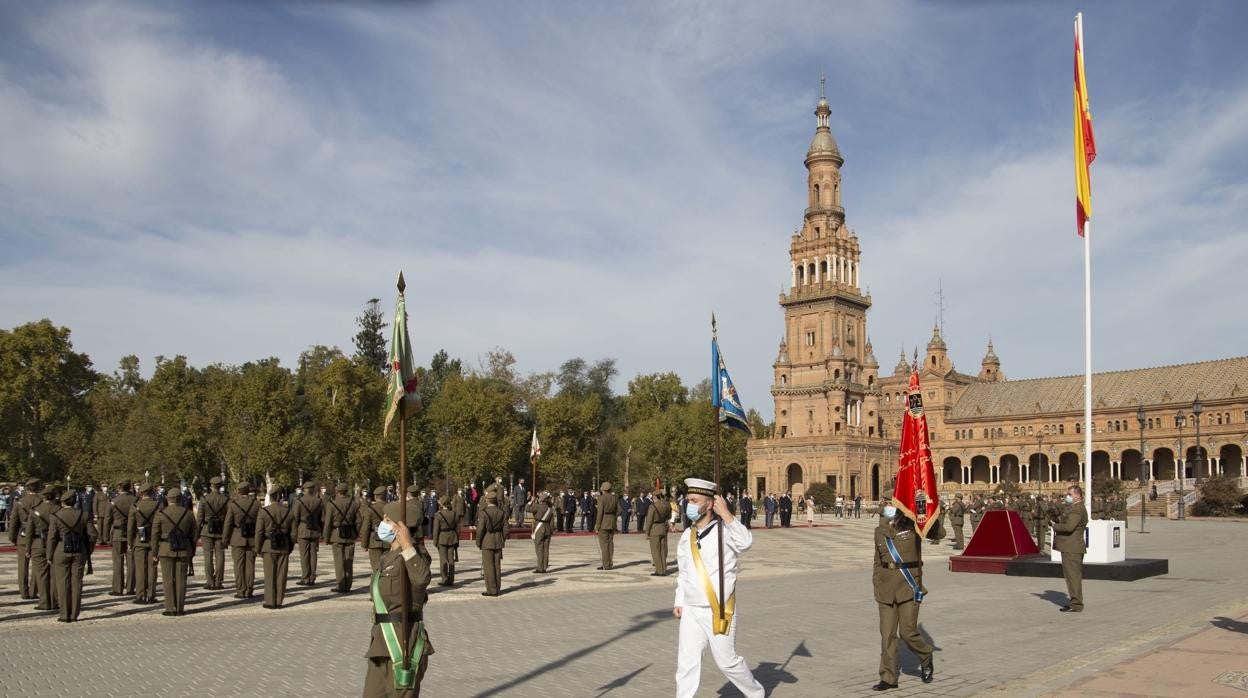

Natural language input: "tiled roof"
[948,356,1248,419]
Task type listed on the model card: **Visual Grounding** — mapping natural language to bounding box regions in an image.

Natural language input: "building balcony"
[804,204,844,219]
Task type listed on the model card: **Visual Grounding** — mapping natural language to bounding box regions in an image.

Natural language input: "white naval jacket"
[674,516,753,608]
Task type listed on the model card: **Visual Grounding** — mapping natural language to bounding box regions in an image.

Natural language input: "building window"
[1013,427,1019,436]
[1216,413,1223,425]
[805,331,815,346]
[780,374,788,385]
[780,426,788,437]
[1059,424,1064,434]
[1075,422,1081,434]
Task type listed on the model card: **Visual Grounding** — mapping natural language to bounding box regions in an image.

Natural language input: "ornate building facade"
[747,91,1248,502]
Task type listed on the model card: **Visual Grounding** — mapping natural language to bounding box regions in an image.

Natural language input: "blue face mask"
[883,505,898,518]
[686,503,703,521]
[1064,495,1074,504]
[376,521,396,544]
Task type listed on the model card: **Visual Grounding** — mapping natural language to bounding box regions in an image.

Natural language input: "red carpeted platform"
[949,509,1046,574]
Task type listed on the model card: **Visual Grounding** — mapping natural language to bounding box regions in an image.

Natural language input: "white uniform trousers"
[675,605,764,698]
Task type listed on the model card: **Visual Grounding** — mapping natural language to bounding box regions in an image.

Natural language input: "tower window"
[820,260,827,277]
[805,331,815,346]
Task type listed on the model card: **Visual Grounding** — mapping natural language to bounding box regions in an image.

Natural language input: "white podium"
[1050,520,1126,564]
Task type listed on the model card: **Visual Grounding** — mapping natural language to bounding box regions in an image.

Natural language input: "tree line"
[0,312,763,494]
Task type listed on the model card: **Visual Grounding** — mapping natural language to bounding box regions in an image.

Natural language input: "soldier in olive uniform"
[644,491,670,575]
[593,481,620,570]
[8,477,44,600]
[450,488,466,535]
[106,480,136,595]
[196,476,228,590]
[223,483,259,599]
[528,492,553,574]
[948,494,965,550]
[292,481,323,586]
[323,482,360,593]
[872,500,934,690]
[47,488,96,622]
[31,484,62,610]
[968,495,983,533]
[474,490,509,596]
[361,486,390,573]
[128,482,160,604]
[1051,485,1089,612]
[152,485,196,616]
[364,507,435,696]
[255,485,294,609]
[432,496,460,584]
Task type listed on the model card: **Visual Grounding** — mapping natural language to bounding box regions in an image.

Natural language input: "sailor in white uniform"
[673,477,764,698]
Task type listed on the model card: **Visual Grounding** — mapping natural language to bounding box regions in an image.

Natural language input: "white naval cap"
[683,478,717,497]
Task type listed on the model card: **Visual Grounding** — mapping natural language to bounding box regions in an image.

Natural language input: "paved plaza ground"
[2,516,1245,697]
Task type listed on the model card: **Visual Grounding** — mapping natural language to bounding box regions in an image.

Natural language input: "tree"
[532,392,603,489]
[424,374,526,488]
[1192,475,1244,517]
[0,320,98,480]
[353,298,388,375]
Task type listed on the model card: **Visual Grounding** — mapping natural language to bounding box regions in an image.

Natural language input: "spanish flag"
[1074,13,1096,236]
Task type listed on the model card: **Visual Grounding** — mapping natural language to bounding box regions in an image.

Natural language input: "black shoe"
[161,611,176,617]
[56,618,70,623]
[480,592,493,597]
[262,604,275,609]
[596,566,604,570]
[872,681,897,691]
[1060,606,1082,613]
[921,663,934,683]
[107,591,124,596]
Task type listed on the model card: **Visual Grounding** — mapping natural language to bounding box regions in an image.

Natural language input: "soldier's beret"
[484,490,498,503]
[167,486,182,500]
[302,481,316,490]
[600,481,613,493]
[407,484,421,495]
[209,476,222,486]
[382,501,417,523]
[373,486,387,496]
[138,481,155,495]
[237,484,251,495]
[25,477,41,489]
[335,483,348,493]
[60,489,78,505]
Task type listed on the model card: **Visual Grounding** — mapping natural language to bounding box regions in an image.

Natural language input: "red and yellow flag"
[893,370,940,536]
[1074,13,1096,236]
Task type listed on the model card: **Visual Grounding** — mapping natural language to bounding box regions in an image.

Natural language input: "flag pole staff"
[711,314,725,627]
[1077,12,1094,519]
[396,272,412,675]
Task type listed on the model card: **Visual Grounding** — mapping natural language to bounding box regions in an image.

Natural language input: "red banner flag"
[893,370,941,536]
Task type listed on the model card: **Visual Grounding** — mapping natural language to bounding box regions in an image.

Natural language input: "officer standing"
[46,488,96,622]
[223,483,259,599]
[31,483,63,611]
[562,489,577,533]
[594,481,620,570]
[431,496,459,584]
[529,491,554,574]
[451,487,466,537]
[107,480,136,595]
[644,491,669,575]
[128,482,160,605]
[948,494,966,550]
[196,476,228,590]
[255,485,293,609]
[364,509,435,696]
[323,482,359,593]
[8,477,44,600]
[739,493,754,529]
[872,499,934,690]
[474,489,508,596]
[763,493,776,528]
[779,492,794,527]
[513,478,528,527]
[969,495,984,532]
[1051,485,1088,613]
[292,481,322,586]
[361,486,390,573]
[152,485,196,616]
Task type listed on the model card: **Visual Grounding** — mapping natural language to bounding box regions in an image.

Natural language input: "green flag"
[384,272,420,436]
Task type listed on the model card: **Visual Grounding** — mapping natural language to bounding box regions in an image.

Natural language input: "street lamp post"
[1175,411,1186,520]
[1136,402,1148,534]
[1192,395,1204,483]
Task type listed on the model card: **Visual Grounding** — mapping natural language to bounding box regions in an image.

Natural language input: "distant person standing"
[529,492,554,574]
[739,493,754,529]
[948,494,966,550]
[513,478,528,527]
[620,494,633,534]
[594,482,620,570]
[254,486,293,609]
[645,492,670,576]
[46,488,96,622]
[128,482,160,605]
[779,493,793,527]
[474,489,508,596]
[8,477,45,600]
[805,496,816,527]
[432,496,459,585]
[292,480,323,587]
[360,486,390,573]
[763,494,776,529]
[197,476,228,590]
[223,483,259,599]
[854,494,863,518]
[323,483,360,593]
[153,485,196,616]
[562,490,578,532]
[1051,485,1088,613]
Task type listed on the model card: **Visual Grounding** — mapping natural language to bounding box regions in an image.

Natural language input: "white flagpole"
[1078,12,1094,519]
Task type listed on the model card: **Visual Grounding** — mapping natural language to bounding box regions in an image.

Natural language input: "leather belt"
[375,612,423,624]
[885,561,923,569]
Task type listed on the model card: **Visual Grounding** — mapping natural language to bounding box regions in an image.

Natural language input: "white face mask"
[376,521,396,544]
[1064,495,1074,504]
[883,505,898,518]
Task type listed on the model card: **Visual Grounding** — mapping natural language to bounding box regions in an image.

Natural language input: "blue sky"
[2,1,1246,411]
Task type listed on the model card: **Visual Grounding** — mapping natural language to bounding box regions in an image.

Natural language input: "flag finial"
[712,313,718,337]
[397,271,406,294]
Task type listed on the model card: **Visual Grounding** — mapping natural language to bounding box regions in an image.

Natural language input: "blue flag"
[712,334,752,437]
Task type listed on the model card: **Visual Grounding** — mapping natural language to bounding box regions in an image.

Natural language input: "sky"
[2,0,1246,412]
